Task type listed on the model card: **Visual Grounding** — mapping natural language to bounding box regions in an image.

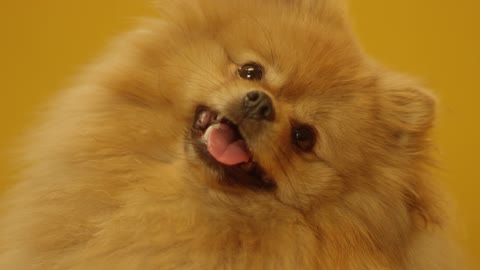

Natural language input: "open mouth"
[191,106,275,190]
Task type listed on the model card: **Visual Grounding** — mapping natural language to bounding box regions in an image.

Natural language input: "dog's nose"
[243,90,274,121]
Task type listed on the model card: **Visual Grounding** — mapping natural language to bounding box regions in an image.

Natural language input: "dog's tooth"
[202,123,221,142]
[196,110,212,129]
[202,126,211,142]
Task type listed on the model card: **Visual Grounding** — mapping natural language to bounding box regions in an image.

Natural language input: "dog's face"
[182,11,367,200]
[115,0,435,209]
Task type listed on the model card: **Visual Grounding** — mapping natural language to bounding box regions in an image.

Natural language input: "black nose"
[243,90,274,121]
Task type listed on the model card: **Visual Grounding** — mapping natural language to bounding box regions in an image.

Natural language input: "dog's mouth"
[191,106,275,190]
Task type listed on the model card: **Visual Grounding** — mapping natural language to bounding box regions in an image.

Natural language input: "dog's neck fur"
[134,161,425,269]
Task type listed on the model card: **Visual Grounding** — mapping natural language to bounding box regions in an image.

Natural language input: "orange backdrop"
[1,0,478,265]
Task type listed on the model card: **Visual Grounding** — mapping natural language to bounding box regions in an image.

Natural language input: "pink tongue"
[205,123,250,166]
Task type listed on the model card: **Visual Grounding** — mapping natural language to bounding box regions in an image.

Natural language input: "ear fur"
[153,0,349,22]
[378,72,437,147]
[376,72,443,227]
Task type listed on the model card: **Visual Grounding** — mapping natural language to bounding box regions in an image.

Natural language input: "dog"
[0,0,463,269]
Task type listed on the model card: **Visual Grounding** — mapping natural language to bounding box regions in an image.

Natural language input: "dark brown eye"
[292,125,316,152]
[238,63,264,80]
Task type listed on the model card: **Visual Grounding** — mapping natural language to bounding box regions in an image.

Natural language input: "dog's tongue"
[204,123,250,166]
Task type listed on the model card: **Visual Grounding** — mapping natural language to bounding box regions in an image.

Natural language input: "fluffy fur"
[0,0,463,269]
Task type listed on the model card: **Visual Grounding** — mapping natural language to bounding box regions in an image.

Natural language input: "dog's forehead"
[220,16,362,82]
[208,2,369,102]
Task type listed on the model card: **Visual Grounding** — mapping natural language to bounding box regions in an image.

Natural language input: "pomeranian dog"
[0,0,464,269]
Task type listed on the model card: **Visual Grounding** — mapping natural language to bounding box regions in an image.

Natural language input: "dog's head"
[105,0,436,211]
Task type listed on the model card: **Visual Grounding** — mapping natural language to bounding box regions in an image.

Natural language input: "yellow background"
[1,0,478,265]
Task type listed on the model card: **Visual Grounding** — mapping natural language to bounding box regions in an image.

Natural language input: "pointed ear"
[153,0,350,22]
[378,72,437,146]
[286,0,350,23]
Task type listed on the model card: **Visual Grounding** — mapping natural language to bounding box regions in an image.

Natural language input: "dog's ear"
[378,72,437,149]
[285,0,350,23]
[377,72,442,227]
[153,0,349,22]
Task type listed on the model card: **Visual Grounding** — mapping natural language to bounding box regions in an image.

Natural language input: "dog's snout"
[243,91,274,121]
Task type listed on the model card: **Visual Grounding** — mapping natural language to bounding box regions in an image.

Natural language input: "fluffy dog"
[0,0,463,269]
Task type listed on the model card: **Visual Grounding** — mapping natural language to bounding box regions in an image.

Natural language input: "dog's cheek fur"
[289,75,446,267]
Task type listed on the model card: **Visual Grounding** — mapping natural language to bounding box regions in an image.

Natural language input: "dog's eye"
[292,125,316,152]
[238,63,264,80]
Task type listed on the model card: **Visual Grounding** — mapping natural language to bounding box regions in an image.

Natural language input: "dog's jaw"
[190,106,276,190]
